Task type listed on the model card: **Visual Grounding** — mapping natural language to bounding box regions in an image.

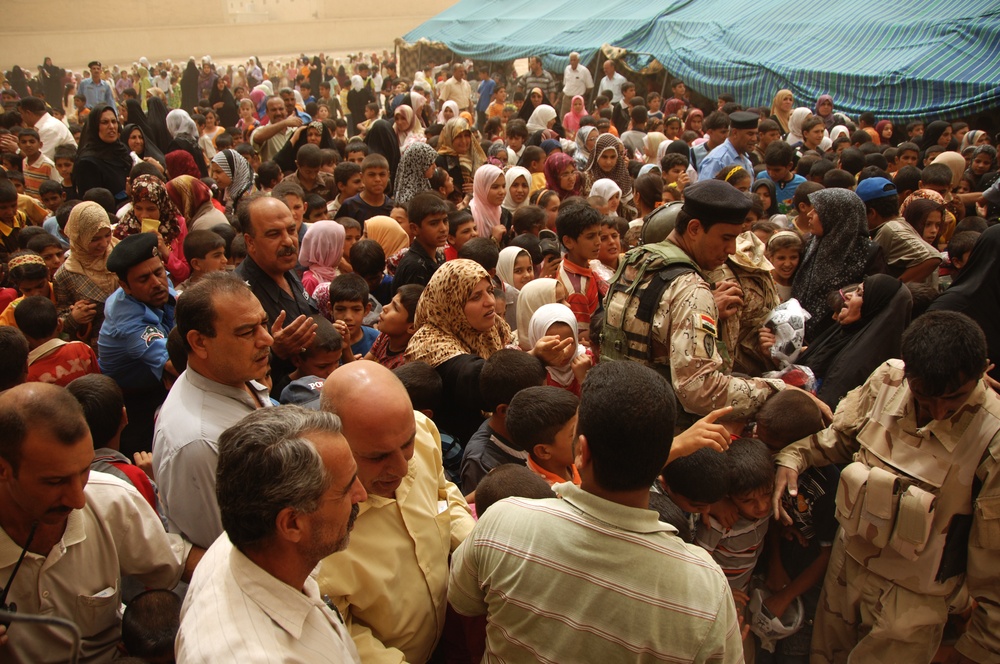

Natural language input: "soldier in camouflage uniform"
[773,311,1000,663]
[603,180,788,421]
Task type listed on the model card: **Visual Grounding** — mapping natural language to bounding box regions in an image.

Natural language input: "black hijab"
[273,121,336,172]
[124,99,154,140]
[208,80,239,129]
[123,123,165,168]
[920,121,957,157]
[929,225,1000,382]
[144,96,173,153]
[801,274,912,407]
[792,188,879,341]
[309,57,323,96]
[181,60,200,112]
[75,104,133,202]
[365,119,402,196]
[8,66,29,98]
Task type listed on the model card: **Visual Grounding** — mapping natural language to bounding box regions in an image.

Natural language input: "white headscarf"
[437,99,460,125]
[351,75,364,92]
[589,178,622,204]
[830,125,850,143]
[166,109,199,140]
[787,107,813,145]
[516,278,560,348]
[527,302,586,386]
[497,246,529,288]
[502,166,532,212]
[527,104,557,134]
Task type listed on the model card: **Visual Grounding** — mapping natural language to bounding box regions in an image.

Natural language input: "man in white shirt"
[176,406,367,663]
[561,52,594,117]
[152,273,273,549]
[598,59,627,104]
[437,62,473,114]
[17,97,76,160]
[0,383,202,663]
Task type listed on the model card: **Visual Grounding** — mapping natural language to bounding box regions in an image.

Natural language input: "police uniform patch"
[141,325,164,346]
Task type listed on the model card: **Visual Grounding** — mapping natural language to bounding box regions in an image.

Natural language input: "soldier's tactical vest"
[600,240,703,384]
[835,361,1000,596]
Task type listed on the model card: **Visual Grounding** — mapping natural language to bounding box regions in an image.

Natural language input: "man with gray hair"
[176,405,367,663]
[561,52,594,117]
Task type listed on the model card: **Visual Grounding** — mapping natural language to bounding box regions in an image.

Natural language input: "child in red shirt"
[15,295,99,387]
[555,201,603,342]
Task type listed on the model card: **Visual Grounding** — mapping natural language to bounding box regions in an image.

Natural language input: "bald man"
[317,362,475,664]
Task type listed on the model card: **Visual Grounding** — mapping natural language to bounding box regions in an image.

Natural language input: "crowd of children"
[1,49,999,662]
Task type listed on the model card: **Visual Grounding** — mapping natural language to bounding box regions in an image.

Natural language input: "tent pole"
[591,49,605,109]
[660,68,668,100]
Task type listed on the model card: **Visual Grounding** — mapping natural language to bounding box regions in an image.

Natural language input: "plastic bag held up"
[764,298,810,366]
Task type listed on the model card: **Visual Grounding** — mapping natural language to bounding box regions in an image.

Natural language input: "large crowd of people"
[1,48,999,663]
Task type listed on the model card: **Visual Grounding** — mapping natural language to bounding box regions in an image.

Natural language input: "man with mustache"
[98,232,177,457]
[318,362,476,663]
[0,383,204,663]
[235,194,318,394]
[152,273,274,550]
[176,406,366,663]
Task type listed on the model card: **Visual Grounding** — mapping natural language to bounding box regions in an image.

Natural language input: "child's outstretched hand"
[571,352,592,385]
[667,406,733,464]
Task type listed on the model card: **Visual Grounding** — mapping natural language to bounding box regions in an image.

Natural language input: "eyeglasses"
[559,170,577,179]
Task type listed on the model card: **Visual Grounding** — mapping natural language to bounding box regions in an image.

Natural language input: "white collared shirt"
[0,473,189,663]
[177,534,361,663]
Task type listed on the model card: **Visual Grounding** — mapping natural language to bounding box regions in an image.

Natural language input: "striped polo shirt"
[449,483,745,663]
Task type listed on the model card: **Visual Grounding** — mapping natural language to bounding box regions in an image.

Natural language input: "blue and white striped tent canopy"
[402,0,1000,120]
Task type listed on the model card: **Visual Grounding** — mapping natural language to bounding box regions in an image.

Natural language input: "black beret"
[107,232,160,280]
[682,180,752,225]
[729,111,759,130]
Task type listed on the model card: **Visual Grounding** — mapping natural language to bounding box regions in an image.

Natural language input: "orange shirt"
[527,456,581,487]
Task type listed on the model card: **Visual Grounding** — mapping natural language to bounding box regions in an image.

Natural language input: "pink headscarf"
[299,220,346,285]
[562,95,586,134]
[469,164,504,239]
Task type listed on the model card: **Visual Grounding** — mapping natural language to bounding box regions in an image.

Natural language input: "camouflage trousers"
[810,535,948,664]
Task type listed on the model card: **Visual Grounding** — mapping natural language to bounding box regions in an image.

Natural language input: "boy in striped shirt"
[696,438,774,597]
[18,129,60,199]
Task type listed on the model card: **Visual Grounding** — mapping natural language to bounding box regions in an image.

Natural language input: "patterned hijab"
[394,142,438,205]
[437,118,486,177]
[165,175,214,223]
[117,175,184,244]
[544,152,581,198]
[586,133,633,196]
[406,259,512,367]
[63,201,119,294]
[211,149,254,206]
[792,188,876,340]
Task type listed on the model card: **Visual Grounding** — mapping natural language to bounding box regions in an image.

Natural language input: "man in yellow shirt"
[318,362,475,663]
